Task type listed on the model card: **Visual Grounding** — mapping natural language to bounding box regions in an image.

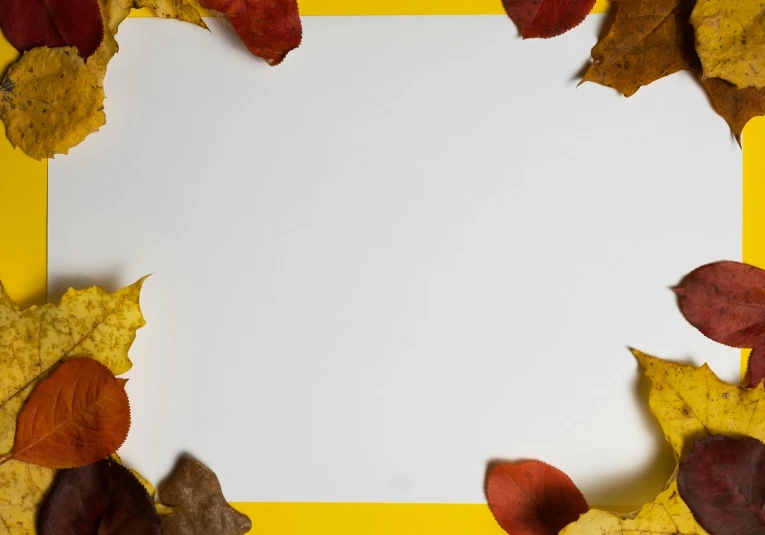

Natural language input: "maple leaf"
[678,435,765,535]
[6,359,130,469]
[0,47,106,160]
[38,458,161,535]
[561,479,707,535]
[674,261,765,349]
[0,0,104,57]
[199,0,302,65]
[581,0,697,97]
[634,348,765,458]
[700,77,765,144]
[158,457,252,535]
[690,0,765,89]
[0,278,145,534]
[487,461,588,535]
[502,0,595,39]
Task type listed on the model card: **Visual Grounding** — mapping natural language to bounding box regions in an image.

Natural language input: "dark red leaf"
[487,461,588,535]
[0,0,104,57]
[748,347,765,388]
[675,261,765,348]
[678,435,765,535]
[38,458,161,535]
[502,0,596,38]
[200,0,301,65]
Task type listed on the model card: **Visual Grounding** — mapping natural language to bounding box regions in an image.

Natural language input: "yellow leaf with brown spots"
[140,0,207,29]
[0,47,105,160]
[690,0,765,89]
[561,479,707,535]
[634,348,765,458]
[0,284,21,329]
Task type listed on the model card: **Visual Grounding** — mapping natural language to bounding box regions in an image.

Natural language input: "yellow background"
[0,3,757,533]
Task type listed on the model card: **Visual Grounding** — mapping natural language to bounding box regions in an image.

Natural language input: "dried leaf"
[140,0,207,28]
[8,358,130,469]
[0,282,20,328]
[581,0,697,97]
[749,347,765,388]
[561,479,707,535]
[199,0,301,65]
[0,47,105,160]
[674,261,765,348]
[634,348,765,458]
[678,435,765,535]
[39,458,161,535]
[690,0,765,89]
[159,457,252,535]
[0,0,104,57]
[502,0,595,39]
[487,461,588,535]
[700,77,765,143]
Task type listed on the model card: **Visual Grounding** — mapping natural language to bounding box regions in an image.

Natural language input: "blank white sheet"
[49,15,742,504]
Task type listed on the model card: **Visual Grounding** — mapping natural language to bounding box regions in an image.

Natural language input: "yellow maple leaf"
[0,278,147,533]
[0,47,106,160]
[634,348,765,458]
[562,479,707,535]
[690,0,765,89]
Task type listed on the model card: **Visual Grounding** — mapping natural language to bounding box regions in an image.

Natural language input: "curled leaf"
[0,47,105,160]
[502,0,595,38]
[487,461,588,535]
[159,457,252,535]
[199,0,302,65]
[39,458,161,535]
[674,261,765,348]
[8,358,130,469]
[679,435,765,535]
[0,0,104,57]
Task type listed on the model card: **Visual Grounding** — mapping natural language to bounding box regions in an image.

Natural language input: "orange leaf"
[7,358,130,469]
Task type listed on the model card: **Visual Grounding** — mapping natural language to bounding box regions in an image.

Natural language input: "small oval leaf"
[10,358,130,468]
[487,461,588,535]
[502,0,596,39]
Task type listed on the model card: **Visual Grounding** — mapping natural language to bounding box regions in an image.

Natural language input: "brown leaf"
[39,458,161,535]
[582,0,698,97]
[487,461,588,535]
[678,435,765,535]
[700,76,765,143]
[674,261,765,348]
[199,0,301,65]
[159,457,252,535]
[6,358,130,469]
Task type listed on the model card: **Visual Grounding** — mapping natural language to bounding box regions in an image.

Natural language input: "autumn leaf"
[0,0,104,57]
[674,261,765,348]
[38,458,161,535]
[0,282,20,328]
[634,348,765,458]
[581,0,697,97]
[486,461,588,535]
[502,0,595,39]
[5,358,130,469]
[561,479,707,535]
[700,77,765,143]
[748,347,765,388]
[0,47,105,160]
[678,435,765,535]
[158,457,252,535]
[690,0,765,89]
[199,0,301,65]
[0,278,145,534]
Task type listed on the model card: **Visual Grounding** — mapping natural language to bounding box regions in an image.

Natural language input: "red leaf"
[200,0,301,65]
[675,261,765,348]
[487,461,588,535]
[39,458,161,535]
[502,0,596,38]
[678,435,765,535]
[0,0,104,57]
[748,346,765,388]
[8,358,130,469]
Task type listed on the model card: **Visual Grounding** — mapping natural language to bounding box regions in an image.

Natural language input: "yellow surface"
[0,36,47,309]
